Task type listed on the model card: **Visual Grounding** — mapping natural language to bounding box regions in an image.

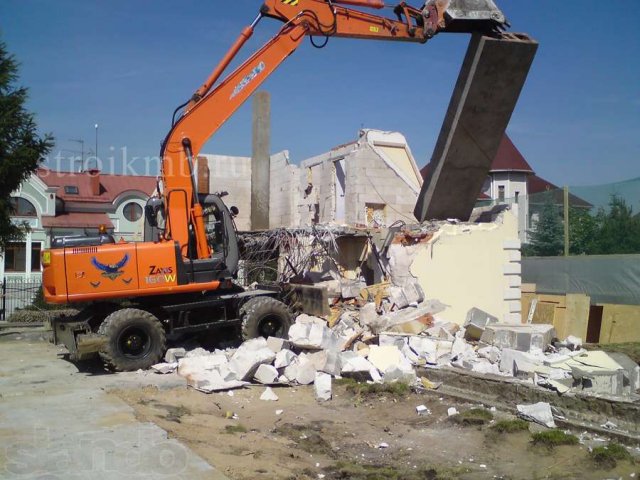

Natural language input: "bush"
[589,442,631,470]
[531,429,579,449]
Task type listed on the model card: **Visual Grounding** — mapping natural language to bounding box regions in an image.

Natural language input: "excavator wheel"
[98,308,166,371]
[240,297,292,341]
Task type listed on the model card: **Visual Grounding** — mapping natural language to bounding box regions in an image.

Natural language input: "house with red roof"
[2,168,156,281]
[421,134,591,242]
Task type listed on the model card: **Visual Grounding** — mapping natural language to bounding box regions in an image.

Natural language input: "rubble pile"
[151,283,639,401]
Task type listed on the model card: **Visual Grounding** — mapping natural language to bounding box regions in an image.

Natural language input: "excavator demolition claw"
[421,0,507,37]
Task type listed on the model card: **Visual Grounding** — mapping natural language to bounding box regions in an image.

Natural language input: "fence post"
[563,186,570,257]
[1,279,5,321]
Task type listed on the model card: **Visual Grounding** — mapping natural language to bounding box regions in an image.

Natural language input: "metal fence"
[0,278,42,321]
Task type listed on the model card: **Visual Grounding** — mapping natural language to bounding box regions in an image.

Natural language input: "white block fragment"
[274,349,297,369]
[164,348,187,363]
[314,372,332,401]
[254,364,279,384]
[516,402,555,428]
[447,407,458,417]
[260,387,279,401]
[416,405,430,415]
[151,362,178,374]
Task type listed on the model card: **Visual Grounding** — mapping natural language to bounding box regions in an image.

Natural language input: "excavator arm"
[159,0,507,260]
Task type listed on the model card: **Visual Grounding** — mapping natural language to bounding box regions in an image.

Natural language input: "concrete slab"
[0,333,227,479]
[414,33,538,221]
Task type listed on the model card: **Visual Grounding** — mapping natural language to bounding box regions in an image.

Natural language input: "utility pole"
[563,186,570,256]
[94,123,99,169]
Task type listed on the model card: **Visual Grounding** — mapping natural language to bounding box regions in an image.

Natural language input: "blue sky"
[1,1,638,186]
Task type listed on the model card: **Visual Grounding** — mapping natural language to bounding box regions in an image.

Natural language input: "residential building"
[2,168,156,281]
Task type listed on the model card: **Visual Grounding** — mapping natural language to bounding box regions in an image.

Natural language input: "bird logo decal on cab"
[90,254,130,281]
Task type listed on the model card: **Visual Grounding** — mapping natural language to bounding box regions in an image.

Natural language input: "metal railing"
[0,277,42,321]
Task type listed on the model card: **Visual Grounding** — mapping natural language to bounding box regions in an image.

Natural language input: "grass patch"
[153,403,191,423]
[584,342,640,365]
[336,378,411,398]
[450,408,494,426]
[224,424,248,434]
[589,442,632,470]
[490,419,529,434]
[531,429,579,449]
[327,461,470,480]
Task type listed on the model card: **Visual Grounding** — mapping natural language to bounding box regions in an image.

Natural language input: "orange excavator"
[44,0,507,371]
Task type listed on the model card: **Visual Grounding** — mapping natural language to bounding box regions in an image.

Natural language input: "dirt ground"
[113,380,639,480]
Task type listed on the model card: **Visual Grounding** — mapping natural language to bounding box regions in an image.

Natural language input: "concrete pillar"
[251,91,271,230]
[196,156,210,195]
[414,33,538,222]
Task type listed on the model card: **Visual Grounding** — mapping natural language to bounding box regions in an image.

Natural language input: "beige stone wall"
[405,210,522,325]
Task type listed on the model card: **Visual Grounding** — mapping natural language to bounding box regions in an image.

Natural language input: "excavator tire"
[98,308,166,371]
[240,296,292,341]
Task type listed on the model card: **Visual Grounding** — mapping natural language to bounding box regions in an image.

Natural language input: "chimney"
[88,169,101,196]
[251,91,270,230]
[196,156,210,195]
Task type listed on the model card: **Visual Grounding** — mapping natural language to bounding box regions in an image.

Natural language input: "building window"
[3,242,41,272]
[498,185,505,202]
[64,185,79,195]
[365,203,386,228]
[515,191,520,204]
[123,202,143,222]
[10,197,37,217]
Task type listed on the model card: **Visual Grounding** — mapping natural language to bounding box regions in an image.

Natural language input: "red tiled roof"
[42,212,114,229]
[420,134,534,180]
[37,168,156,203]
[491,135,533,173]
[527,174,557,194]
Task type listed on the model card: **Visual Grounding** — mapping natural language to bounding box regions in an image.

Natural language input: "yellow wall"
[409,211,519,324]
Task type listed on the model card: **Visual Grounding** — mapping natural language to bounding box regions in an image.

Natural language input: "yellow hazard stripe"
[281,0,299,5]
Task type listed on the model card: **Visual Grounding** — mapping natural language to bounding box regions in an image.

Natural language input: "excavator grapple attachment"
[425,0,507,35]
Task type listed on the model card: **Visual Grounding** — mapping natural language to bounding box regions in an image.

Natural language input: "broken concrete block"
[228,339,276,381]
[274,349,297,369]
[186,370,248,393]
[516,402,555,428]
[341,279,366,299]
[471,359,501,376]
[254,364,279,384]
[367,345,404,373]
[184,347,210,358]
[341,352,379,381]
[151,362,178,374]
[383,363,417,384]
[388,282,425,309]
[480,323,555,352]
[283,362,299,382]
[415,404,430,415]
[295,359,317,385]
[306,350,342,377]
[289,320,339,351]
[499,348,544,377]
[477,345,500,364]
[267,336,290,353]
[564,335,582,351]
[408,337,438,364]
[447,407,458,416]
[359,302,388,333]
[314,372,332,401]
[402,343,420,365]
[607,352,640,394]
[164,348,187,363]
[464,308,498,341]
[260,387,279,401]
[178,354,228,378]
[378,333,407,349]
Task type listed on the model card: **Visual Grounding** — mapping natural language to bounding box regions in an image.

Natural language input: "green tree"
[591,195,640,254]
[568,206,598,255]
[524,194,564,256]
[0,40,53,250]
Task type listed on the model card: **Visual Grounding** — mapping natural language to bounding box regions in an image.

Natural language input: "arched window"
[123,202,143,222]
[10,197,37,217]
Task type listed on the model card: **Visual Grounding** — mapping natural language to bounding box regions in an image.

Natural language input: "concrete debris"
[274,349,297,369]
[260,387,279,401]
[229,338,277,381]
[517,402,555,428]
[187,370,248,393]
[415,404,430,415]
[267,336,290,353]
[480,323,555,353]
[184,347,210,358]
[464,307,498,341]
[447,407,458,416]
[314,372,332,401]
[164,348,187,363]
[254,364,279,384]
[151,362,178,374]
